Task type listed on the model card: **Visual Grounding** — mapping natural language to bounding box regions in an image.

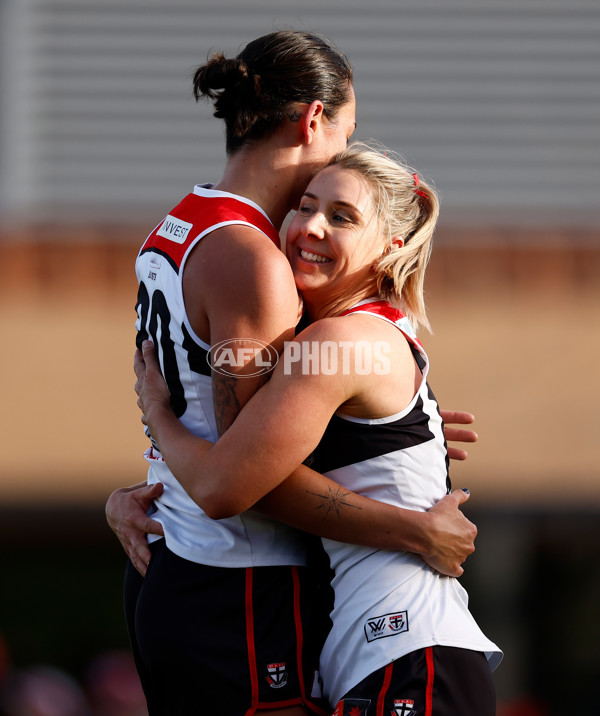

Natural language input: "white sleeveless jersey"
[309,300,502,705]
[135,184,308,568]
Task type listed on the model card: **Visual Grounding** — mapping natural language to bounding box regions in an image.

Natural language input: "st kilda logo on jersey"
[266,662,288,689]
[207,338,279,378]
[393,699,415,715]
[364,610,409,643]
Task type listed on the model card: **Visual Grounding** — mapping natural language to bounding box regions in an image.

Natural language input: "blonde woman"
[135,143,502,715]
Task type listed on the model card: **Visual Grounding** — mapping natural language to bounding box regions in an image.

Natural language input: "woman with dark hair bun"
[106,30,478,716]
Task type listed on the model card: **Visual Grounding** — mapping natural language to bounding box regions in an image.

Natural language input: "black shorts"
[124,539,330,716]
[331,646,496,716]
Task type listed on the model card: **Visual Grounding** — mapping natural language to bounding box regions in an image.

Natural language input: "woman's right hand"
[105,482,165,576]
[421,489,477,577]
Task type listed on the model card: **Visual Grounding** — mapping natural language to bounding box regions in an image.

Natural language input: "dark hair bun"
[191,31,353,154]
[193,54,259,100]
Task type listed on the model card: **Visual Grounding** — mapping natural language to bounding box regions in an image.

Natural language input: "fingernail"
[462,488,470,495]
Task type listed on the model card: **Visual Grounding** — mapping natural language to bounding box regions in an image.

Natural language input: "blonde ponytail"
[329,142,439,332]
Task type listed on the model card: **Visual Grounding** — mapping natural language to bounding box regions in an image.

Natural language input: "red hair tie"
[412,173,428,199]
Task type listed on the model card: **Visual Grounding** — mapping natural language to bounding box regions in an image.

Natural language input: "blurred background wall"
[0,1,598,714]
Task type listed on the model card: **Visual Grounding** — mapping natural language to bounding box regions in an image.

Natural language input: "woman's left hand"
[440,410,478,461]
[134,340,172,429]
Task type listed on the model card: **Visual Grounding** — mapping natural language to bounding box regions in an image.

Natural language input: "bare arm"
[188,226,301,436]
[253,468,475,576]
[105,228,298,573]
[108,412,477,577]
[136,321,477,576]
[110,407,478,576]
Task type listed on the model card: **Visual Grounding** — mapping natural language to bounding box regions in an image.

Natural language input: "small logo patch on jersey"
[392,699,414,715]
[156,214,193,244]
[266,662,288,689]
[333,698,371,715]
[364,610,409,642]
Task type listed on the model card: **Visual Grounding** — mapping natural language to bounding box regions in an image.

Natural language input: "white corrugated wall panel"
[1,0,598,226]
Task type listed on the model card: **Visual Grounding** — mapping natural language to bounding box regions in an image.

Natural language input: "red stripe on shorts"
[244,568,259,716]
[291,567,327,716]
[376,662,394,716]
[292,567,306,700]
[425,646,435,716]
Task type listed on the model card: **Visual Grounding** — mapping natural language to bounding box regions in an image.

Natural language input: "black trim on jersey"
[306,395,435,474]
[152,290,187,418]
[295,311,311,335]
[139,246,181,275]
[427,383,452,493]
[412,346,426,373]
[182,323,211,378]
[135,281,150,349]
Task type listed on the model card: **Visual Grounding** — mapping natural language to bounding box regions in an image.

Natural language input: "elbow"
[194,491,248,520]
[185,465,256,519]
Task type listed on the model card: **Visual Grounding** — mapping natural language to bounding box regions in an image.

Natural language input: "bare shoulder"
[288,311,417,419]
[190,223,292,286]
[295,311,401,345]
[183,223,298,339]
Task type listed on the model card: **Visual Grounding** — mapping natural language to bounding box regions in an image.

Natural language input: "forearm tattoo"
[212,374,241,436]
[308,486,361,520]
[212,372,270,436]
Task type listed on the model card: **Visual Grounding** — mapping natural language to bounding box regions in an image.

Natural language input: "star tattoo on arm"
[307,486,361,520]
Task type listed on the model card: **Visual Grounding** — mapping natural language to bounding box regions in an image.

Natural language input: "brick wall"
[1,224,598,505]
